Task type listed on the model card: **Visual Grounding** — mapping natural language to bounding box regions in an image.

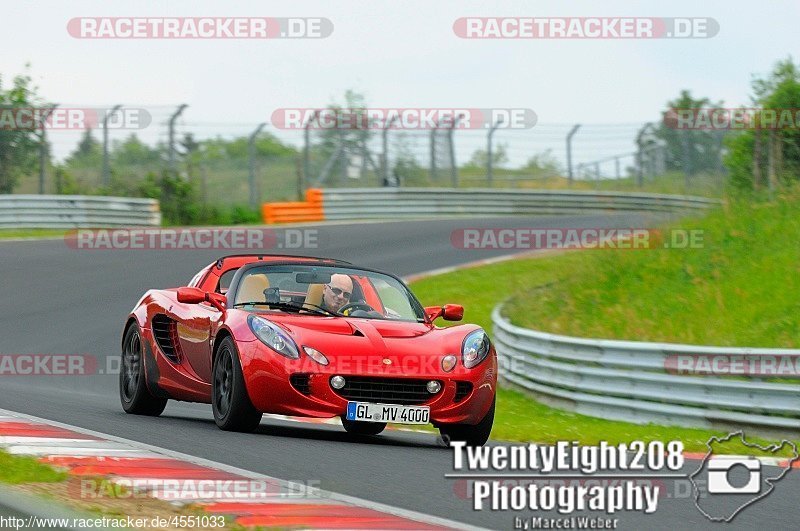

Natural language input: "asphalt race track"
[2,213,797,530]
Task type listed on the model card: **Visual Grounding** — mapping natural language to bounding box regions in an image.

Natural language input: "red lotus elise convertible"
[120,254,497,446]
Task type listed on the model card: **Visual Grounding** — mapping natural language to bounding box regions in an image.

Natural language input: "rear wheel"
[341,418,387,436]
[120,324,168,416]
[439,397,495,447]
[212,337,262,432]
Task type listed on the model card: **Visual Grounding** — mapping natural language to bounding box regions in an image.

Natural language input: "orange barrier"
[261,189,324,224]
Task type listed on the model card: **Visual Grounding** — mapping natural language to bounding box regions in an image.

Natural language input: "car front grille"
[332,377,439,405]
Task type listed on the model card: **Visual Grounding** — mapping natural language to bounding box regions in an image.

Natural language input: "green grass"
[408,191,800,451]
[0,229,68,240]
[493,387,797,456]
[505,191,800,347]
[0,450,67,484]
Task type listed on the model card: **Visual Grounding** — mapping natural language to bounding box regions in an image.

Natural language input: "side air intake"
[152,314,180,363]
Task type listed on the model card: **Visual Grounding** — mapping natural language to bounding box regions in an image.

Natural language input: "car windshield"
[232,264,426,322]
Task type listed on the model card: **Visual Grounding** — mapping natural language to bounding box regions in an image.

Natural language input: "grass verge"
[0,229,68,240]
[409,191,800,452]
[0,450,67,484]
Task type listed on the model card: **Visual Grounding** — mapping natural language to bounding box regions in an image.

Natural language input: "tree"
[656,90,724,175]
[0,69,44,193]
[465,143,509,168]
[111,134,162,166]
[725,57,800,189]
[524,150,562,177]
[65,128,101,166]
[312,90,374,183]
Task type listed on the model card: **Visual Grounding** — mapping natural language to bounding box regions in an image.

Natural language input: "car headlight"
[462,329,491,369]
[247,315,300,359]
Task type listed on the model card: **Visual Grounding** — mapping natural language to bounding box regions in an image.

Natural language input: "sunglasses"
[327,285,351,299]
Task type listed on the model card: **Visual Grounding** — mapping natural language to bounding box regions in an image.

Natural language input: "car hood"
[266,314,432,339]
[249,313,474,360]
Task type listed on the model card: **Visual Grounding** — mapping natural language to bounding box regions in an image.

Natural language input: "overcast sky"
[4,0,799,168]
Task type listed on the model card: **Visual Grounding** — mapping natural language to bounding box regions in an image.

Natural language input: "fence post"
[635,123,654,187]
[382,116,398,186]
[248,123,266,209]
[102,104,122,187]
[302,110,320,195]
[449,113,464,188]
[566,124,581,185]
[682,129,692,190]
[487,116,504,187]
[429,122,439,181]
[753,127,762,189]
[167,104,188,173]
[38,105,58,194]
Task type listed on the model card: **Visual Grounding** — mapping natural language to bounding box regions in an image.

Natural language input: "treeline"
[652,58,800,192]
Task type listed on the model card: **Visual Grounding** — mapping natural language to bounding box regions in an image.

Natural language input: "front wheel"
[341,418,387,436]
[119,324,168,416]
[439,397,495,447]
[212,337,262,432]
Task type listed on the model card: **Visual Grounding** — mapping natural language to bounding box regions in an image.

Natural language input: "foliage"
[0,68,44,193]
[409,241,799,451]
[524,149,562,176]
[465,143,509,169]
[724,57,800,189]
[656,89,725,175]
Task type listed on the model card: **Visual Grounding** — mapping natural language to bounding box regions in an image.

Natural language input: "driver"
[321,274,354,313]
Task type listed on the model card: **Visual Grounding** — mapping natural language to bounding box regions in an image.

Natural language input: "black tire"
[212,337,262,432]
[120,324,168,416]
[439,397,495,447]
[341,418,387,436]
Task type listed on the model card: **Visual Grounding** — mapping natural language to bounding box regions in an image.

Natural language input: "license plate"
[346,402,430,424]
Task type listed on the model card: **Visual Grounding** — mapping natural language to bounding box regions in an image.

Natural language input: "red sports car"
[120,254,497,446]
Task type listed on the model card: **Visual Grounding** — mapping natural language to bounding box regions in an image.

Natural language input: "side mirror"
[424,304,464,322]
[177,287,227,314]
[207,292,227,312]
[177,287,206,304]
[442,304,464,321]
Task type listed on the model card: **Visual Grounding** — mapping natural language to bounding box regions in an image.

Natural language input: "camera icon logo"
[690,432,799,522]
[707,457,761,494]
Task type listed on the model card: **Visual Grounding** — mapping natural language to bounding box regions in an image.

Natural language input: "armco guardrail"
[321,188,718,221]
[0,195,161,228]
[492,306,800,432]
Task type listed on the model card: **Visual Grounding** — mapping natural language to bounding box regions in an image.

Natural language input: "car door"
[171,299,220,383]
